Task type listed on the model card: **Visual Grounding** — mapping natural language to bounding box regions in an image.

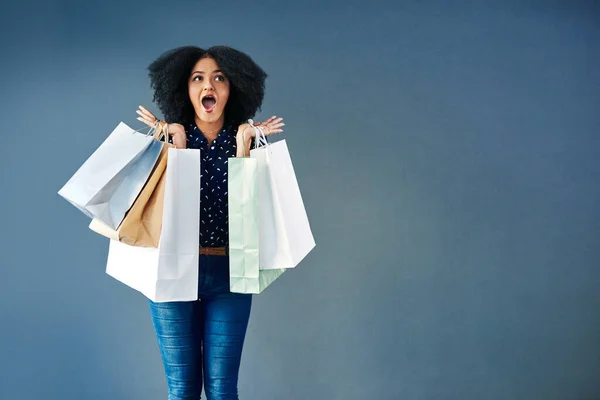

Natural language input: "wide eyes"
[192,75,226,82]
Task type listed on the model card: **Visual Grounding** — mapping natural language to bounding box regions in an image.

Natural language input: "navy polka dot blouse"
[184,122,241,247]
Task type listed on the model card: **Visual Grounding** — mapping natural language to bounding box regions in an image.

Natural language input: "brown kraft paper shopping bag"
[89,141,174,247]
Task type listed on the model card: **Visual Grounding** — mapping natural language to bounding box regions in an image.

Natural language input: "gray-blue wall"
[1,1,599,399]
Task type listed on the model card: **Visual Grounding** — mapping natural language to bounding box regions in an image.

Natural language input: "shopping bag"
[105,148,201,302]
[58,122,163,229]
[250,135,315,270]
[228,156,285,294]
[89,141,172,247]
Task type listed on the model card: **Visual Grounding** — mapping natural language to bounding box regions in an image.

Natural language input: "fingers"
[269,122,285,130]
[257,125,284,136]
[138,105,157,120]
[167,123,185,136]
[173,138,186,149]
[253,116,284,137]
[136,105,158,128]
[137,116,156,127]
[136,113,156,127]
[259,116,283,126]
[263,118,285,136]
[258,115,277,125]
[262,126,284,134]
[170,130,187,149]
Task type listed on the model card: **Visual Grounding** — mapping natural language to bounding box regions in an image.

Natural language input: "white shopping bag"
[250,136,315,270]
[58,122,163,229]
[105,148,201,302]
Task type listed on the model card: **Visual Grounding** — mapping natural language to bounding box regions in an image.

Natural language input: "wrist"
[237,124,253,141]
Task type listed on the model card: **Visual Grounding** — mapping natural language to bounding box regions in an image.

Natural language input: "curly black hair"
[148,46,267,128]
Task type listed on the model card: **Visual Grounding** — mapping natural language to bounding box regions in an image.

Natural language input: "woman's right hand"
[136,105,187,149]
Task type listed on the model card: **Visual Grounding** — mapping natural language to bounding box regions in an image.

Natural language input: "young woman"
[135,45,284,400]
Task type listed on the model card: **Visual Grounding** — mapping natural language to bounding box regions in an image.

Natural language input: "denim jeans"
[149,255,252,400]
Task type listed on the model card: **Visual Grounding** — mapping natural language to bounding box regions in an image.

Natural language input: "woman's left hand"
[236,116,285,156]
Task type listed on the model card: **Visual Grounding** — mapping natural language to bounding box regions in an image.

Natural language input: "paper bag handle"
[132,120,167,142]
[155,120,168,142]
[247,119,268,149]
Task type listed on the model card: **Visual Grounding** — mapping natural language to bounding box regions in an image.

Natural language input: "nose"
[203,81,214,92]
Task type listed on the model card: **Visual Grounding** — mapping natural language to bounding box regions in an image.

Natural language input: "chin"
[198,111,224,123]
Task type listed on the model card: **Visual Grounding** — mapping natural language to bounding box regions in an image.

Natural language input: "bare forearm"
[235,133,252,157]
[236,124,254,157]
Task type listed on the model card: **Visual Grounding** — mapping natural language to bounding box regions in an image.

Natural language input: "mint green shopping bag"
[228,157,285,294]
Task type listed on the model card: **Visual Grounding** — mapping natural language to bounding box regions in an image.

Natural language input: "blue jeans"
[149,255,252,400]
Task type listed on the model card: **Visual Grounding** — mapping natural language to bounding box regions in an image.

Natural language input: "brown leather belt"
[199,246,228,256]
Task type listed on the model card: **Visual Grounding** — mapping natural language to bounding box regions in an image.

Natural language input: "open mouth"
[201,95,216,112]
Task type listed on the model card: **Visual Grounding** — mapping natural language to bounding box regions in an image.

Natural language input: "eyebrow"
[191,69,223,74]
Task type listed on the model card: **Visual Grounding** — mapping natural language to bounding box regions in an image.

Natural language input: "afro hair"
[148,45,267,127]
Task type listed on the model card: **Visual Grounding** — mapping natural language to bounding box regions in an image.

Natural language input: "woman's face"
[188,57,230,124]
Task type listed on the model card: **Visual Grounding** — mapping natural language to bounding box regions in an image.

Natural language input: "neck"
[195,115,225,142]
